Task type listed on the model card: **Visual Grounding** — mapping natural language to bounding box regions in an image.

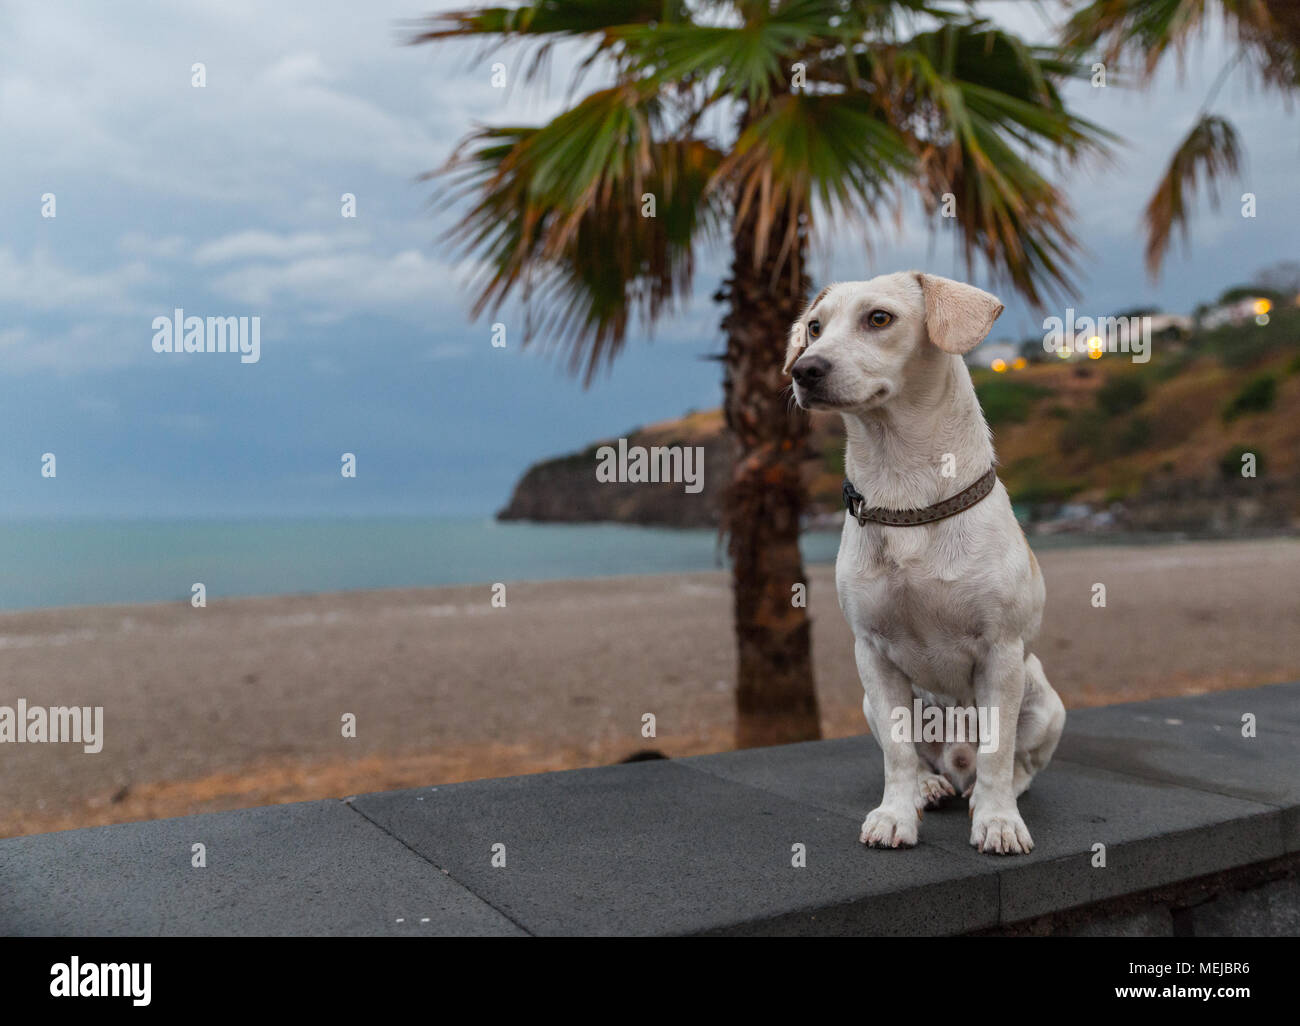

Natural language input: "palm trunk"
[721,203,821,748]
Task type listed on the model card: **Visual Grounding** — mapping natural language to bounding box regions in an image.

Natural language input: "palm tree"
[414,0,1109,748]
[1064,0,1300,276]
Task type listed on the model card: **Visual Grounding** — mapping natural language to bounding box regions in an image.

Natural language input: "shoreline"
[2,536,1297,838]
[2,521,1294,616]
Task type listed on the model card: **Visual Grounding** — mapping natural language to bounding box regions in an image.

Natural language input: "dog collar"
[842,467,998,527]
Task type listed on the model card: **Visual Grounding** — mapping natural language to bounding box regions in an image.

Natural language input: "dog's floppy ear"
[915,273,1004,355]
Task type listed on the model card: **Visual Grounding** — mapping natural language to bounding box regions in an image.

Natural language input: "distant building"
[966,340,1019,369]
[1201,299,1266,330]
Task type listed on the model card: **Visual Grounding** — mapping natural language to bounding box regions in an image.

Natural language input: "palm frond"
[610,0,934,104]
[422,3,1118,379]
[437,86,725,383]
[1063,0,1213,75]
[410,0,681,42]
[1143,112,1242,277]
[877,21,1116,304]
[1063,0,1292,84]
[1250,0,1300,88]
[717,92,915,279]
[408,0,686,84]
[612,22,800,106]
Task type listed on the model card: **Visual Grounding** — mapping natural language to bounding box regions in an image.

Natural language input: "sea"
[0,517,846,612]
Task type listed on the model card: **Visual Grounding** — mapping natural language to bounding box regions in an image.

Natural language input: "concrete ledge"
[0,800,524,936]
[2,683,1297,936]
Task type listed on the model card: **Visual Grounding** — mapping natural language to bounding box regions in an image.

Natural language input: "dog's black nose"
[792,354,830,387]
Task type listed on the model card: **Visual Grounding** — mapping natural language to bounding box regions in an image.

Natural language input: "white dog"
[786,271,1066,855]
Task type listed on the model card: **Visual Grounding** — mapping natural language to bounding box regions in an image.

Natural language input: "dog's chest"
[834,520,985,695]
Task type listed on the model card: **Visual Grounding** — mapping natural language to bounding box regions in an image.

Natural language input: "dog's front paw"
[969,801,1033,855]
[917,772,955,810]
[860,804,919,849]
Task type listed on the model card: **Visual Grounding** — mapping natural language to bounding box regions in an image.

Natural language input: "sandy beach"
[2,536,1298,838]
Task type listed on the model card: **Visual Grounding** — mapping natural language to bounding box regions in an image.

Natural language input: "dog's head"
[785,271,1003,412]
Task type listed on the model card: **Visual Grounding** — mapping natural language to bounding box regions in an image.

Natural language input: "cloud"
[0,3,449,209]
[118,234,191,260]
[193,230,369,265]
[263,52,333,89]
[0,247,156,315]
[208,247,459,316]
[2,321,139,373]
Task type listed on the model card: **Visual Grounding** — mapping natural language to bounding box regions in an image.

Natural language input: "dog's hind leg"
[917,766,957,809]
[1012,653,1065,797]
[913,729,958,808]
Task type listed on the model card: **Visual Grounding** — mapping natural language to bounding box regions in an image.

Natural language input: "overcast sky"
[1,0,1296,517]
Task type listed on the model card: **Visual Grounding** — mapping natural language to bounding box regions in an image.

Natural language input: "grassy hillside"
[792,308,1300,519]
[979,312,1300,510]
[502,308,1300,528]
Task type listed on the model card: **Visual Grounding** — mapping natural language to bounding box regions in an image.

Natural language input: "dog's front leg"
[969,640,1033,854]
[855,639,923,848]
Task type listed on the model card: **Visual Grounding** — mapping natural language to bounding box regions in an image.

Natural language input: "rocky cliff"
[496,409,844,527]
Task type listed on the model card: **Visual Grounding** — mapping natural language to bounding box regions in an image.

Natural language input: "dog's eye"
[867,310,893,328]
[807,319,821,339]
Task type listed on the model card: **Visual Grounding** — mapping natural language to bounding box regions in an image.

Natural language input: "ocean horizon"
[0,516,846,612]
